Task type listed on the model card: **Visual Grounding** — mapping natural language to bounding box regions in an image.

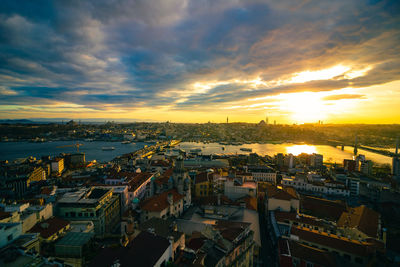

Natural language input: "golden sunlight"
[287,65,350,84]
[287,145,317,155]
[277,92,327,123]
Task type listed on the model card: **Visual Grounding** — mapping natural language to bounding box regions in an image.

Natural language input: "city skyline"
[0,0,400,124]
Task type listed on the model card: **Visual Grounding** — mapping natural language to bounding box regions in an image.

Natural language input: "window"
[7,234,13,241]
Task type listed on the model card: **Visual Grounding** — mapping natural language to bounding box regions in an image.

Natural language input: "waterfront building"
[284,154,295,169]
[276,153,284,168]
[51,158,64,174]
[310,153,323,168]
[343,159,357,172]
[359,160,373,175]
[0,165,46,198]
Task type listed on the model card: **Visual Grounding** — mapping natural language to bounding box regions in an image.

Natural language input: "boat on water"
[240,148,252,152]
[102,147,115,151]
[121,141,131,144]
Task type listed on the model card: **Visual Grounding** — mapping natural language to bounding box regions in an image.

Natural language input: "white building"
[281,177,350,197]
[0,222,22,247]
[224,179,257,200]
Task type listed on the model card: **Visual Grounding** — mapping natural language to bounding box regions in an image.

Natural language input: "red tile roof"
[155,168,173,185]
[140,189,184,212]
[279,238,336,267]
[28,217,70,239]
[150,160,170,167]
[275,211,323,227]
[290,226,376,257]
[301,196,347,221]
[128,172,152,191]
[337,205,379,238]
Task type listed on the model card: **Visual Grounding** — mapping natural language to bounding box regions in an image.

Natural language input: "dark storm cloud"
[0,0,399,111]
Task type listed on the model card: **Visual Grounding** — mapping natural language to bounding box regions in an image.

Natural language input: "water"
[178,142,393,165]
[0,141,148,163]
[0,141,392,165]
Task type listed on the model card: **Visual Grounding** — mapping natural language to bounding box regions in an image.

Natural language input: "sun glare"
[276,92,327,123]
[287,145,317,155]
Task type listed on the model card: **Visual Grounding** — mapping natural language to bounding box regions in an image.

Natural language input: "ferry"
[240,148,252,152]
[189,148,202,153]
[102,147,115,151]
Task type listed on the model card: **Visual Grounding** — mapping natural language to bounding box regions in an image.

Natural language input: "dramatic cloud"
[322,94,366,101]
[0,0,399,121]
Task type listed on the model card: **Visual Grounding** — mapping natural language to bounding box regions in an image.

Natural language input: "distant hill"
[0,119,36,124]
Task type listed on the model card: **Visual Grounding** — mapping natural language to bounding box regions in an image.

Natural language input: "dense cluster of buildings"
[0,140,399,266]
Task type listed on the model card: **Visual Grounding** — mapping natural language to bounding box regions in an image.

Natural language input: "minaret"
[226,116,229,124]
[354,136,358,156]
[266,115,269,125]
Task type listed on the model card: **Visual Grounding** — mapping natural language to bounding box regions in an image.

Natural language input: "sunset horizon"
[1,1,399,124]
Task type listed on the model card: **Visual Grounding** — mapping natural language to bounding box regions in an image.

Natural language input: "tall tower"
[226,116,229,124]
[354,136,358,156]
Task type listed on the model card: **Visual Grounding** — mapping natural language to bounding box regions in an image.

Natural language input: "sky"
[0,0,399,124]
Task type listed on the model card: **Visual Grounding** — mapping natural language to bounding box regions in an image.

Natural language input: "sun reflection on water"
[286,145,317,156]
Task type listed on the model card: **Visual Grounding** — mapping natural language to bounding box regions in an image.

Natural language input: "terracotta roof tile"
[337,205,379,238]
[140,189,184,212]
[28,217,70,239]
[279,238,336,267]
[290,226,376,257]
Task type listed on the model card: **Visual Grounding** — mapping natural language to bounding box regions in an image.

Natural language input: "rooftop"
[279,238,336,267]
[290,226,375,257]
[337,205,379,238]
[89,231,171,267]
[56,231,94,247]
[140,189,184,212]
[28,217,70,239]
